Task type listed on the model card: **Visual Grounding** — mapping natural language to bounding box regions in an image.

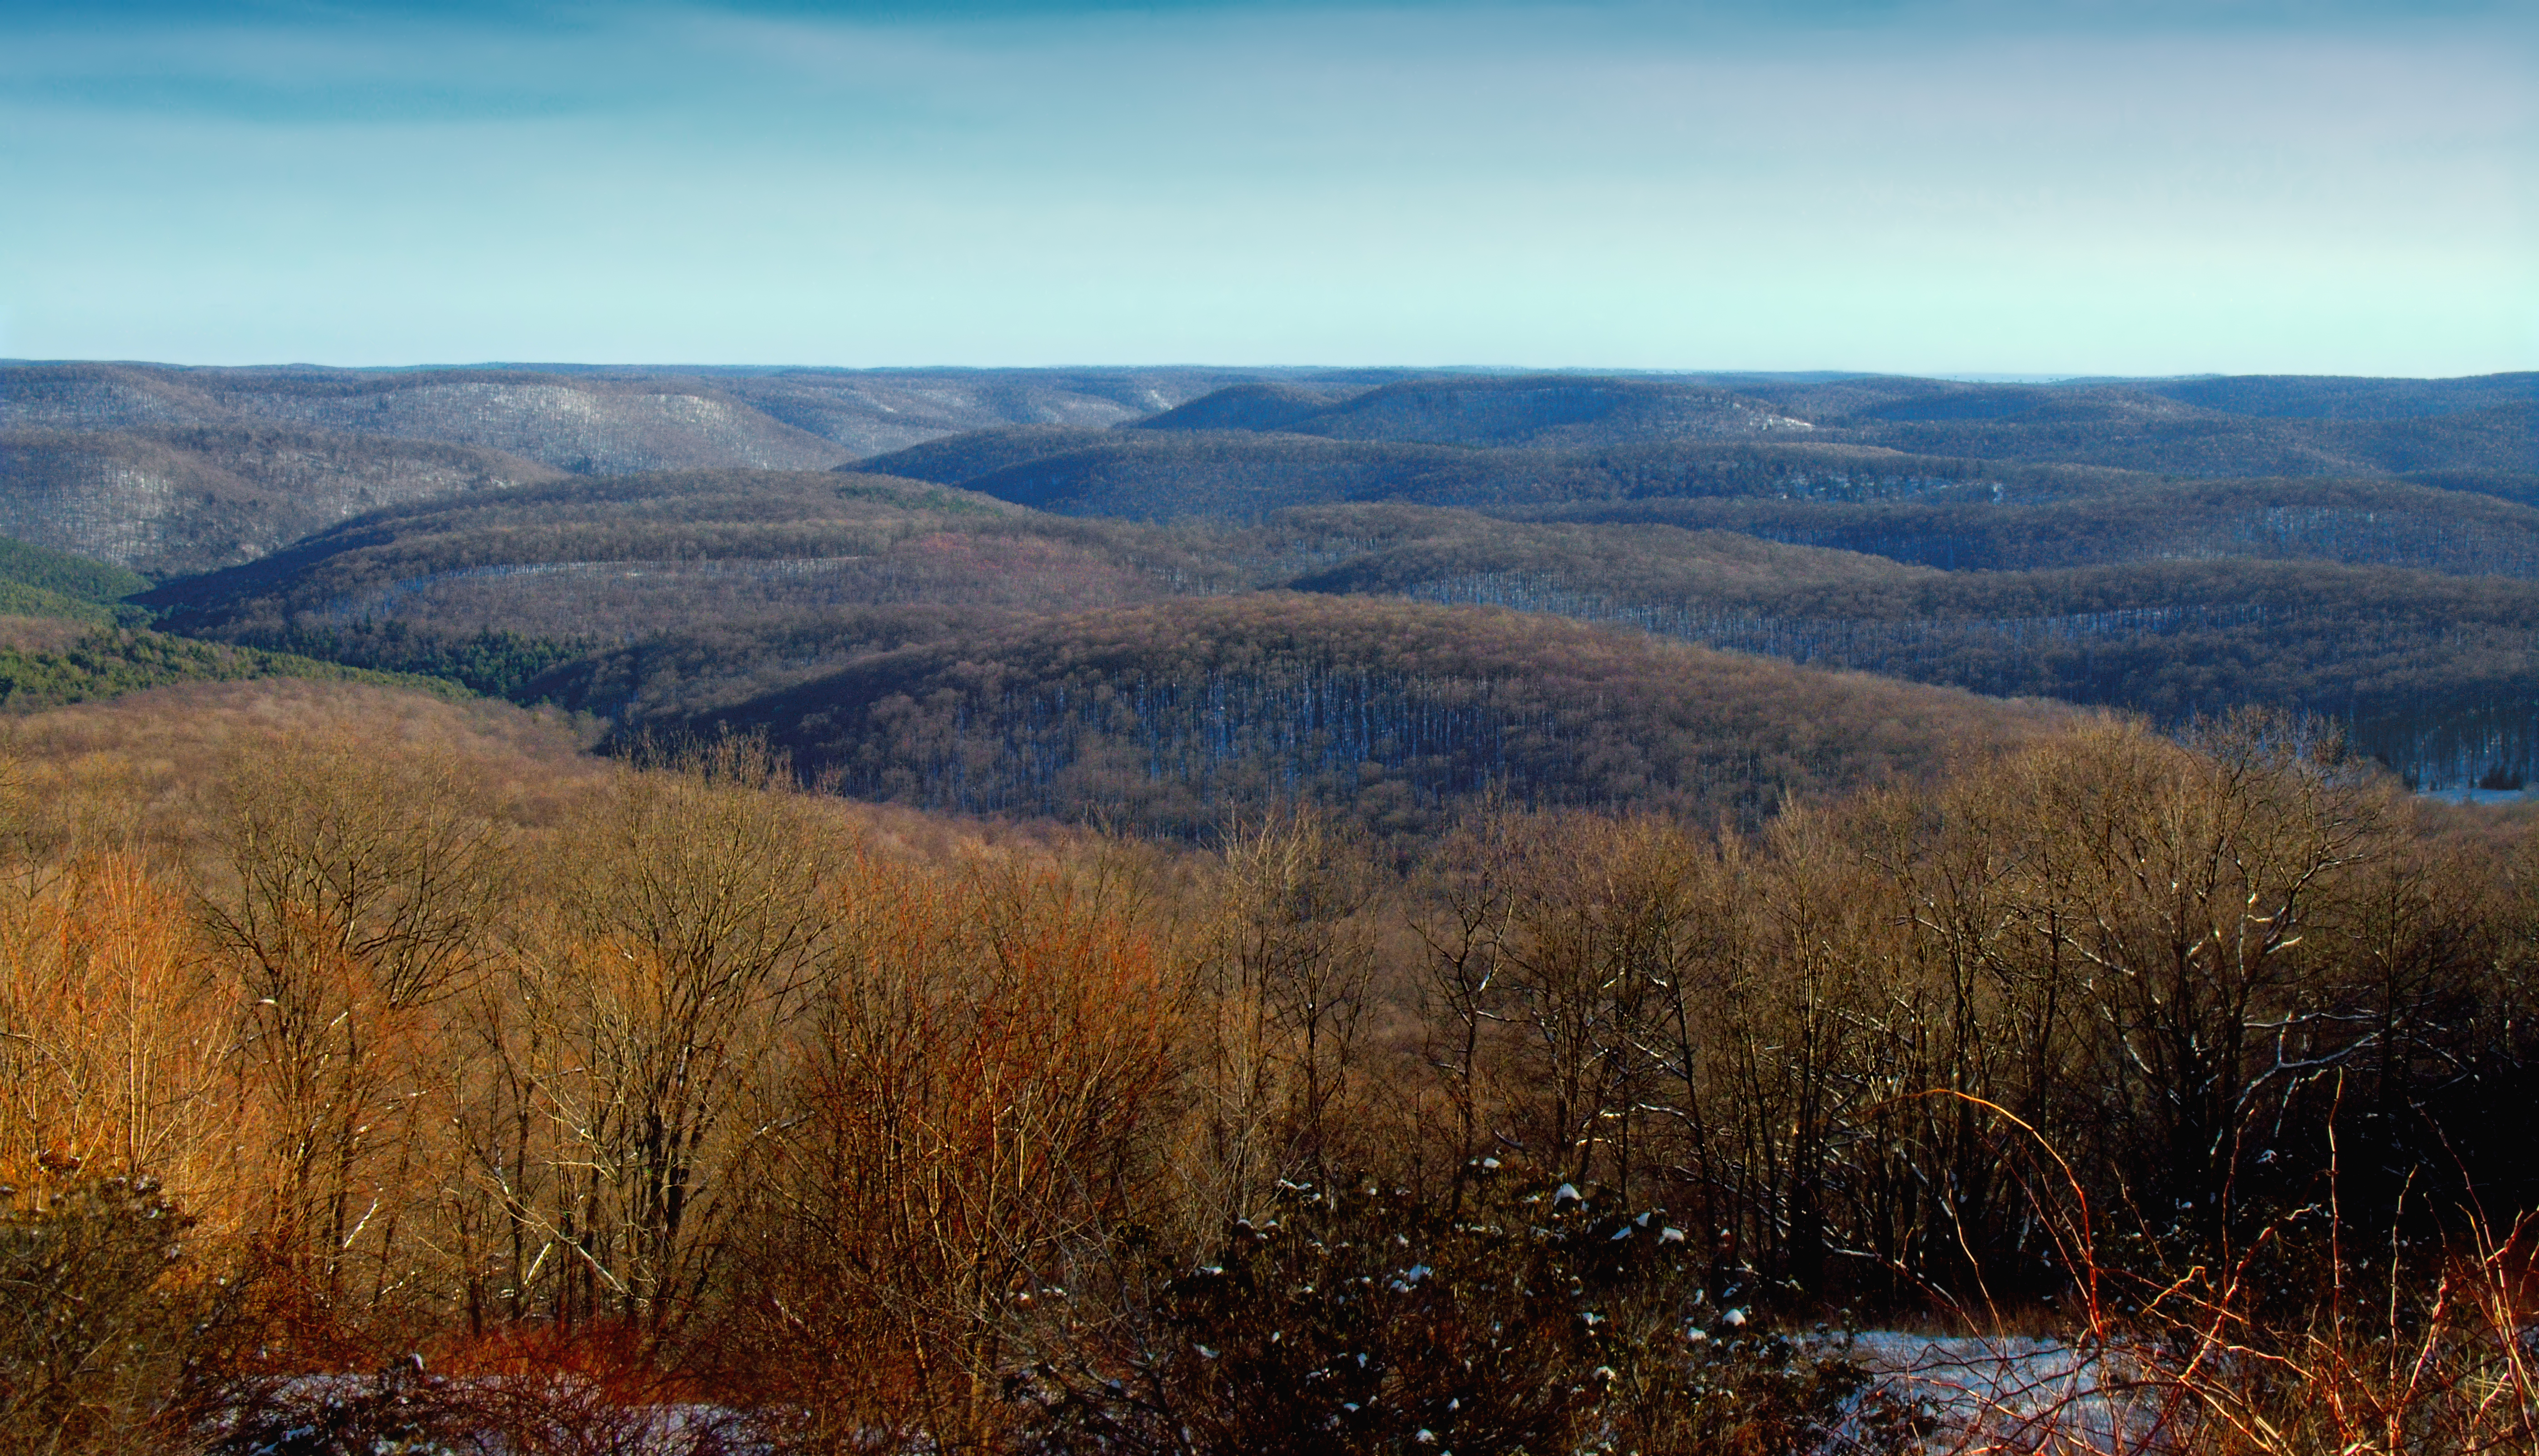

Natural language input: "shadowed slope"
[1136,374,1812,448]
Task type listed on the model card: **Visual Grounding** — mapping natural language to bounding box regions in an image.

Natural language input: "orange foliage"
[0,853,244,1224]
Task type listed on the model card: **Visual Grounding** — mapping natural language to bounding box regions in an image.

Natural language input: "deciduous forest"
[0,363,2534,1451]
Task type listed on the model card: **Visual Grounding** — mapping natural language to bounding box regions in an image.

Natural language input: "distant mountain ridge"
[1134,372,2535,478]
[5,362,2524,579]
[0,362,1296,467]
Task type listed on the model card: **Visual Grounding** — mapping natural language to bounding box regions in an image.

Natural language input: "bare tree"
[201,734,504,1323]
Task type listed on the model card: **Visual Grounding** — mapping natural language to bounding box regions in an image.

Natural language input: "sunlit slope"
[0,533,148,621]
[0,424,565,574]
[200,370,853,474]
[0,362,1308,473]
[138,468,1259,700]
[0,363,853,475]
[140,469,1242,637]
[713,367,1265,454]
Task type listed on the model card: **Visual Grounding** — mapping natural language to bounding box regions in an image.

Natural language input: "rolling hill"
[0,424,568,575]
[137,467,1265,705]
[1124,371,2534,477]
[1511,475,2539,577]
[708,366,1283,454]
[143,467,2539,791]
[1133,374,1814,447]
[19,360,2526,813]
[1719,374,2538,479]
[859,428,2124,520]
[195,370,854,474]
[862,423,2539,580]
[1267,504,2539,786]
[0,362,1335,470]
[137,469,1245,637]
[643,593,2072,838]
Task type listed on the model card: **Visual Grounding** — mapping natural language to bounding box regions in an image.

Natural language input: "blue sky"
[0,1,2530,374]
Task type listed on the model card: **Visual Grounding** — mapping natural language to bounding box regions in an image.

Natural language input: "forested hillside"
[1281,507,2539,785]
[0,424,565,574]
[0,362,1306,478]
[0,532,148,621]
[1134,374,1814,447]
[657,593,2068,837]
[866,418,2538,564]
[133,459,2539,794]
[0,527,454,706]
[1122,370,2534,476]
[16,363,2531,800]
[862,426,2113,517]
[1698,371,2539,478]
[1513,475,2539,575]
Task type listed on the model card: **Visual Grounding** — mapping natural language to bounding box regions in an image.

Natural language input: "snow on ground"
[1838,1333,2191,1455]
[221,1334,2200,1455]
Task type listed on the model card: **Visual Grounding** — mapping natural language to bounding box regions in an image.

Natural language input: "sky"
[0,0,2531,375]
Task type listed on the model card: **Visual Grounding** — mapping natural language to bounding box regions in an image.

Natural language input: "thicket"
[1,695,2535,1451]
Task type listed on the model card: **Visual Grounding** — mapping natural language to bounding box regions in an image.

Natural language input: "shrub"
[1020,1170,1892,1456]
[0,1171,196,1454]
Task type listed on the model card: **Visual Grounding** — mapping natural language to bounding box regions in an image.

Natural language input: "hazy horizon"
[3,359,2525,384]
[3,0,2531,376]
